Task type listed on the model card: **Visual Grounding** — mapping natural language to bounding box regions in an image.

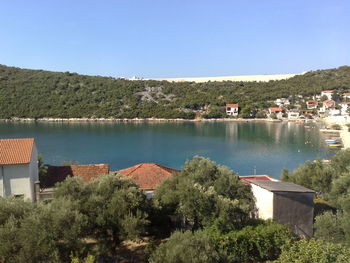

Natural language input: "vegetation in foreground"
[282,149,350,247]
[1,64,350,119]
[1,154,350,262]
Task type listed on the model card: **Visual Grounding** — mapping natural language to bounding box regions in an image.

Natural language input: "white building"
[287,111,300,119]
[306,100,318,110]
[339,102,350,115]
[0,138,39,201]
[226,104,239,116]
[246,179,315,238]
[343,93,350,100]
[274,98,290,107]
[321,90,334,100]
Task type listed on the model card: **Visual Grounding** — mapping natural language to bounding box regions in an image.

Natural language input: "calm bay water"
[0,121,336,178]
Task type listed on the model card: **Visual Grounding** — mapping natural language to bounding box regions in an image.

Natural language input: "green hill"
[0,64,349,119]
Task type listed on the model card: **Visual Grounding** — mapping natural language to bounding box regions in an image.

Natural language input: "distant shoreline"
[0,117,284,123]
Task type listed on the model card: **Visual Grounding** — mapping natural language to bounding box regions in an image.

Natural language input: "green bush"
[273,239,350,263]
[149,231,223,263]
[207,221,292,262]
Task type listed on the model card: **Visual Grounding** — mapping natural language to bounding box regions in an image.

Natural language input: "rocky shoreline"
[0,117,283,123]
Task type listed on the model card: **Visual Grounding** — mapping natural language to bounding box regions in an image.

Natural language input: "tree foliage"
[207,221,292,262]
[1,64,350,119]
[54,175,149,253]
[0,175,149,262]
[273,239,350,263]
[154,156,255,232]
[149,231,222,263]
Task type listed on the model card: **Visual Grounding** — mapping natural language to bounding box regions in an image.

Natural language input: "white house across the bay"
[226,104,239,116]
[0,138,39,201]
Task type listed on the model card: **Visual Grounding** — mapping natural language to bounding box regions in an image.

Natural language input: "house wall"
[0,145,38,201]
[0,164,32,200]
[273,192,314,238]
[250,184,274,219]
[29,144,39,200]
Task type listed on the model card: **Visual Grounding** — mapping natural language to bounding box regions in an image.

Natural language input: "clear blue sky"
[0,0,349,78]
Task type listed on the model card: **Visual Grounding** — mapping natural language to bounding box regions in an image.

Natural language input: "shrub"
[207,221,292,262]
[273,239,350,263]
[149,231,223,263]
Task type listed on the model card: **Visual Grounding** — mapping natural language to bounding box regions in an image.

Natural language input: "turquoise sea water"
[0,121,336,178]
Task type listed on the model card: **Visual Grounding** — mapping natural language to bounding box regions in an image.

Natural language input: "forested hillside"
[0,64,350,119]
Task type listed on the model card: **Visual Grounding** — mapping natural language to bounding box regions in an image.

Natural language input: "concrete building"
[226,104,239,116]
[268,107,283,119]
[306,100,318,110]
[339,102,350,115]
[321,90,334,100]
[287,110,300,120]
[0,138,39,201]
[246,180,315,238]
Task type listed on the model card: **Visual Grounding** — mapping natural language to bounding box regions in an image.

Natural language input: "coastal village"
[227,89,350,148]
[1,87,350,262]
[1,88,349,238]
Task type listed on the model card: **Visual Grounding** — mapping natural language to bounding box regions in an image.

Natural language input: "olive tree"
[54,174,149,253]
[154,156,255,232]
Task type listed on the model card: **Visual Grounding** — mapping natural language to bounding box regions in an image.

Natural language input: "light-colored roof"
[322,90,334,93]
[0,138,35,165]
[248,180,315,193]
[114,163,180,190]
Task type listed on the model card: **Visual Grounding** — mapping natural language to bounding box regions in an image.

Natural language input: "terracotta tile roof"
[226,104,239,108]
[269,107,283,112]
[114,163,180,190]
[322,90,334,93]
[0,138,35,165]
[240,175,274,182]
[45,164,110,187]
[307,100,318,105]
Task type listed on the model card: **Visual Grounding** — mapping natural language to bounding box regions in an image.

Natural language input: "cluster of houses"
[0,138,315,238]
[226,89,350,120]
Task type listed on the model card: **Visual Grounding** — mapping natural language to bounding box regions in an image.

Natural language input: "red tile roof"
[269,107,283,112]
[114,163,180,190]
[226,104,238,108]
[45,164,110,187]
[240,175,277,183]
[0,138,35,165]
[307,100,318,105]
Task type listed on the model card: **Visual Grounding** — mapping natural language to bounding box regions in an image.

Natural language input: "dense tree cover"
[272,239,350,263]
[1,64,350,119]
[0,175,149,262]
[149,221,293,263]
[282,149,350,247]
[281,149,350,197]
[54,175,149,253]
[207,221,292,262]
[154,156,255,232]
[149,231,222,263]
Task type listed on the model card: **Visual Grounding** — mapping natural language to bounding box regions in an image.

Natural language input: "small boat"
[325,139,339,144]
[328,144,342,148]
